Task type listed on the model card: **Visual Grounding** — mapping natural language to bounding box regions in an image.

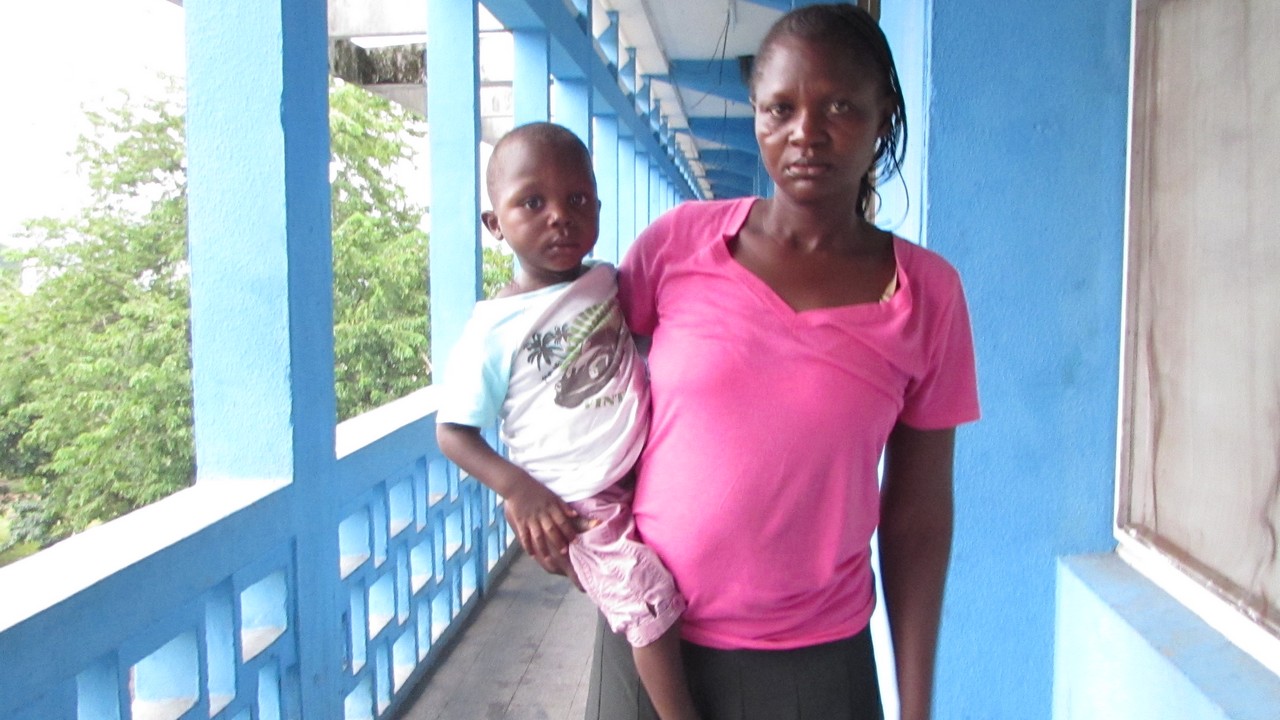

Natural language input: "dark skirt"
[584,615,884,720]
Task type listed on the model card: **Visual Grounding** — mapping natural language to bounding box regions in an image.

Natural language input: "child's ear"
[480,210,502,240]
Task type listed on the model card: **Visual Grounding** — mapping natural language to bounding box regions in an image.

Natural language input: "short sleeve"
[899,279,981,429]
[618,205,680,336]
[435,313,510,429]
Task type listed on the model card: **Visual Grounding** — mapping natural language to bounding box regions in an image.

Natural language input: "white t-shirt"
[436,262,650,502]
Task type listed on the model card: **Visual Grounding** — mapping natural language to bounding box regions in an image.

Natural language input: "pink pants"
[569,481,686,647]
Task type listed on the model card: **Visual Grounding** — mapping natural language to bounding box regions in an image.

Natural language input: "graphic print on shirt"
[520,298,628,408]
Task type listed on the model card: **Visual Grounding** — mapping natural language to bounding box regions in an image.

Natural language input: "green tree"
[330,82,431,417]
[0,79,491,552]
[0,87,192,540]
[482,245,515,299]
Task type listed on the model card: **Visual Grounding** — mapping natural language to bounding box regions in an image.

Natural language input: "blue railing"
[0,1,691,717]
[0,389,512,720]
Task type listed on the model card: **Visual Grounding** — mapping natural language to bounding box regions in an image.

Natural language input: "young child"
[435,122,699,720]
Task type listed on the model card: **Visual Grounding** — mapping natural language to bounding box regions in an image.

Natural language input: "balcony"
[4,0,1280,718]
[0,389,530,720]
[396,553,596,719]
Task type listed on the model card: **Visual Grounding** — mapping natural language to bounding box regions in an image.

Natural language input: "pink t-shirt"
[618,198,980,650]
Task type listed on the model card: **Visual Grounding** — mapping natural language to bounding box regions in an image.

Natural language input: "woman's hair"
[750,3,907,217]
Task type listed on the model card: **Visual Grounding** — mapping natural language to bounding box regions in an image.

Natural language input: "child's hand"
[503,478,583,562]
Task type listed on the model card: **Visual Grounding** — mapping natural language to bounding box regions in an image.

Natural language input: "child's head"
[482,122,600,292]
[749,4,906,215]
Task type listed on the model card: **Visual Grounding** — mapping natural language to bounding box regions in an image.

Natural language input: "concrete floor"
[396,552,598,720]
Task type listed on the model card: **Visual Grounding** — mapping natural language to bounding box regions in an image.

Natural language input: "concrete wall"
[1055,555,1280,720]
[921,1,1132,716]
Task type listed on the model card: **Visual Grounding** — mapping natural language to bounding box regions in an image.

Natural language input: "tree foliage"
[0,87,192,540]
[330,82,432,417]
[0,79,494,554]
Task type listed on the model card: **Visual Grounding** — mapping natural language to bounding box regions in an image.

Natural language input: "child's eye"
[828,100,853,115]
[569,193,589,207]
[522,196,544,210]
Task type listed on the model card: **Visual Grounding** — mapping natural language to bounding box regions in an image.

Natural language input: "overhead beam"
[688,117,757,155]
[328,0,426,38]
[698,148,758,171]
[743,0,861,12]
[706,168,756,190]
[484,0,698,199]
[662,58,750,106]
[708,180,753,199]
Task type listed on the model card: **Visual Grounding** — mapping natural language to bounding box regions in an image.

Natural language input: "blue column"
[186,0,333,484]
[877,2,929,242]
[619,46,637,95]
[552,77,592,149]
[618,136,637,255]
[513,30,550,125]
[599,11,620,68]
[649,165,661,220]
[428,0,482,373]
[186,0,339,715]
[593,114,620,263]
[922,1,1130,717]
[634,151,650,230]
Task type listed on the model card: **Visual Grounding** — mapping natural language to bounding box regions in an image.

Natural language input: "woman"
[554,5,979,718]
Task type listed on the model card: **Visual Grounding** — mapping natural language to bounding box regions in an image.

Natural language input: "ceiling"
[602,0,786,198]
[329,0,809,199]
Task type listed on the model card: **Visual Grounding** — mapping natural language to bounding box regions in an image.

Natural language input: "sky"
[0,0,185,248]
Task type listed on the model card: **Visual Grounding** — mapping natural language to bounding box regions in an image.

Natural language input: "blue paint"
[618,136,637,248]
[0,2,873,718]
[186,0,335,484]
[637,76,651,115]
[599,11,620,68]
[705,168,755,191]
[634,151,651,232]
[552,77,592,147]
[1056,556,1280,720]
[666,59,751,105]
[487,0,693,198]
[687,117,757,155]
[2,2,1177,712]
[619,46,637,94]
[922,0,1131,717]
[427,0,482,370]
[699,148,758,171]
[594,115,621,262]
[186,2,343,716]
[513,30,551,125]
[876,0,928,242]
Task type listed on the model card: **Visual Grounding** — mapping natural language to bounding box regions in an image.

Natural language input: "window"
[1119,0,1279,654]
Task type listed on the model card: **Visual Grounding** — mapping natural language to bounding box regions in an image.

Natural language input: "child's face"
[482,139,600,290]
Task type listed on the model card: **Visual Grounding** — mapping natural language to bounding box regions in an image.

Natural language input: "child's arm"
[435,422,583,562]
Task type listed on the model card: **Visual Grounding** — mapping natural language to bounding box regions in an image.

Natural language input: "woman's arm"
[879,422,956,720]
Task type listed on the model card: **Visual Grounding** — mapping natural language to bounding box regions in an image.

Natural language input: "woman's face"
[751,36,889,206]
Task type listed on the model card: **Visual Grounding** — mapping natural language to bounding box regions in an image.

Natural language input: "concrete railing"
[0,387,513,720]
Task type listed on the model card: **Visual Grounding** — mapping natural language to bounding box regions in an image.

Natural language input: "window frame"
[1113,0,1280,677]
